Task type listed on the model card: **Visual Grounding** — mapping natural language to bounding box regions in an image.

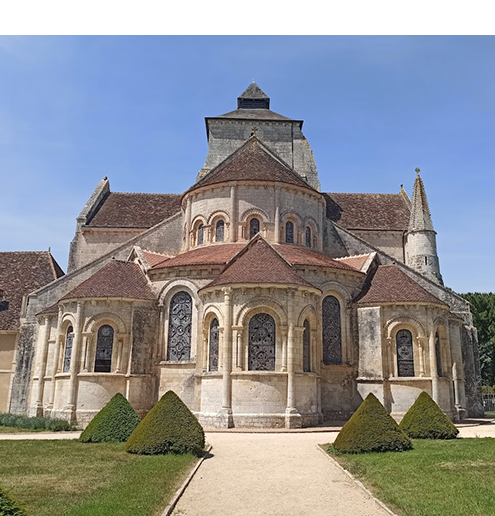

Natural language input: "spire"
[409,168,434,232]
[237,82,270,110]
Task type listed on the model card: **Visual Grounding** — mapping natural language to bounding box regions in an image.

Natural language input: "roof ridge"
[327,192,403,196]
[334,253,371,260]
[111,192,181,196]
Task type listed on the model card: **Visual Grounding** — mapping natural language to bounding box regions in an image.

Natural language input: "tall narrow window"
[197,224,204,245]
[249,218,260,239]
[285,221,294,244]
[95,325,114,373]
[322,296,342,365]
[305,227,312,248]
[63,326,74,373]
[167,291,192,361]
[435,331,443,377]
[248,313,276,371]
[215,220,225,242]
[209,318,219,371]
[396,329,414,377]
[303,319,311,372]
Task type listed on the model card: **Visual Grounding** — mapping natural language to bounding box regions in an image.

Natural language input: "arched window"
[63,326,74,373]
[322,295,342,365]
[95,324,114,373]
[303,319,311,372]
[435,331,443,377]
[396,329,414,377]
[197,224,204,246]
[285,221,294,244]
[215,220,225,242]
[167,291,192,361]
[249,218,260,239]
[248,313,275,371]
[305,227,312,248]
[209,318,219,371]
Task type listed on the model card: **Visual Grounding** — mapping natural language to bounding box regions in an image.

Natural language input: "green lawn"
[0,440,197,516]
[328,438,495,516]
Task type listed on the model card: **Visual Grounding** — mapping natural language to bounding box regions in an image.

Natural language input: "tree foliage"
[461,293,495,386]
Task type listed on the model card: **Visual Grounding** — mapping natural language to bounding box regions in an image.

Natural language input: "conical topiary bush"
[0,486,28,516]
[333,393,412,453]
[125,391,205,456]
[79,392,141,443]
[399,391,459,439]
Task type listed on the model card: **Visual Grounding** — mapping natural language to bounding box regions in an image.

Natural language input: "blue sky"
[0,36,493,293]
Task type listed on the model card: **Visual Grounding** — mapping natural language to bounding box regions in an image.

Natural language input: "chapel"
[2,83,483,428]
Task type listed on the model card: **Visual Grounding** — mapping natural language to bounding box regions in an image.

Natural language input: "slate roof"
[356,265,446,305]
[324,193,410,230]
[188,138,313,193]
[238,82,269,99]
[61,260,156,301]
[0,252,64,330]
[216,109,292,121]
[205,238,315,289]
[87,193,181,228]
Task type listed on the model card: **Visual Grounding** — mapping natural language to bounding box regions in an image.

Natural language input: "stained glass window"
[95,325,114,373]
[303,319,311,372]
[285,221,294,244]
[216,220,224,242]
[306,227,312,248]
[435,331,443,377]
[248,313,275,371]
[396,329,414,377]
[209,318,219,371]
[250,218,260,239]
[167,291,192,361]
[197,224,204,245]
[63,326,73,373]
[322,296,342,365]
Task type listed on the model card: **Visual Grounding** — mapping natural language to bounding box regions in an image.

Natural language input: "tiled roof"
[238,82,269,99]
[61,260,156,301]
[215,109,292,121]
[205,238,315,289]
[356,265,446,305]
[334,254,371,271]
[273,245,361,272]
[324,193,410,230]
[0,252,64,330]
[152,244,245,269]
[142,250,170,268]
[87,193,181,228]
[189,138,312,192]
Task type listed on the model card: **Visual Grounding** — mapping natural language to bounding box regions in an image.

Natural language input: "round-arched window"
[209,318,219,371]
[396,329,414,377]
[285,221,294,244]
[215,220,225,242]
[197,224,204,245]
[249,218,260,239]
[95,324,114,373]
[248,313,276,371]
[63,326,74,373]
[305,227,312,248]
[167,291,192,361]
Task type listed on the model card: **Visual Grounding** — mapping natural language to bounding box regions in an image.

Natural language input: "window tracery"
[303,319,311,372]
[248,313,276,371]
[63,326,73,373]
[209,318,219,371]
[396,329,414,376]
[95,324,114,373]
[322,296,342,365]
[167,291,192,361]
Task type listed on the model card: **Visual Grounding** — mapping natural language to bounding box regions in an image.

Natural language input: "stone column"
[47,306,63,409]
[274,185,281,243]
[185,196,192,251]
[429,330,439,403]
[33,315,51,416]
[220,288,234,427]
[285,288,301,428]
[65,302,84,420]
[229,183,237,242]
[418,338,426,377]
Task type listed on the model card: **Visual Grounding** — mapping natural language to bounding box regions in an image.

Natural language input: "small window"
[197,224,204,245]
[322,296,342,365]
[249,218,260,239]
[215,220,225,242]
[95,325,114,373]
[425,257,428,265]
[305,227,312,248]
[396,329,414,377]
[209,318,219,371]
[63,326,74,373]
[303,319,311,372]
[435,331,443,377]
[285,221,294,244]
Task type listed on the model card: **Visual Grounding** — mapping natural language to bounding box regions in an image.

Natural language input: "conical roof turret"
[409,168,434,232]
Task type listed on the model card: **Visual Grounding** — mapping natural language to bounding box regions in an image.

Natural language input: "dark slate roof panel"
[215,109,292,121]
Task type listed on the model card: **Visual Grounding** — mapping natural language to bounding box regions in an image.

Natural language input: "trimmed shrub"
[0,486,28,516]
[333,393,412,453]
[0,413,73,432]
[399,391,459,439]
[125,391,205,456]
[79,393,140,443]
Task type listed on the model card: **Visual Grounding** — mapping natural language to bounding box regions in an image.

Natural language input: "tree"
[461,293,495,386]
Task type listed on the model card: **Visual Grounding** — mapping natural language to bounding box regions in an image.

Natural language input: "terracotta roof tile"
[87,193,181,228]
[61,260,156,301]
[152,244,245,269]
[142,250,170,268]
[205,238,315,289]
[0,252,64,330]
[356,265,446,305]
[334,254,371,271]
[189,139,312,193]
[324,193,410,230]
[274,245,361,272]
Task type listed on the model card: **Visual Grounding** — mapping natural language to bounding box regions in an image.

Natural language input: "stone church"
[2,83,483,428]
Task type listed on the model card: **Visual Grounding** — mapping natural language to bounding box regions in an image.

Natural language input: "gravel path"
[172,431,389,516]
[0,431,81,440]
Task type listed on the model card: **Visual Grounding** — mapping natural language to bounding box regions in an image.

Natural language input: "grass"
[327,438,495,516]
[0,440,198,516]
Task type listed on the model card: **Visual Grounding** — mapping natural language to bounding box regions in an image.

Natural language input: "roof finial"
[252,79,255,83]
[415,167,420,175]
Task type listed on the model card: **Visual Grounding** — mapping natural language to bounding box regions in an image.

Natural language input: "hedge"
[0,486,28,516]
